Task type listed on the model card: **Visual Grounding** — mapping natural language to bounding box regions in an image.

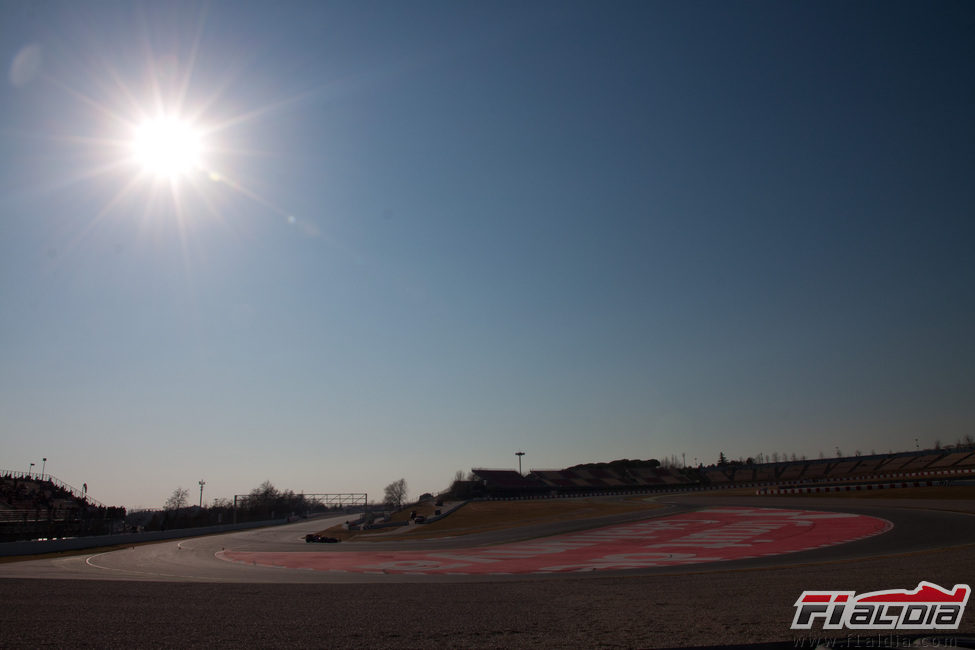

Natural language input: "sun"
[131,116,203,178]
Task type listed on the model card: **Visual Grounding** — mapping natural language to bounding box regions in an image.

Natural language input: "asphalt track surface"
[2,494,975,648]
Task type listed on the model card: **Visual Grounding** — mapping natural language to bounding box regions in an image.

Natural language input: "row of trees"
[135,481,337,532]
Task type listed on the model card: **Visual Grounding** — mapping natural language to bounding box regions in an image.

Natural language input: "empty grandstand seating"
[777,463,805,481]
[929,451,975,468]
[732,468,755,482]
[626,468,665,486]
[532,470,580,490]
[851,458,884,475]
[469,448,974,498]
[802,462,830,479]
[826,460,860,477]
[950,452,975,468]
[900,453,941,471]
[877,456,915,472]
[471,470,546,492]
[704,468,732,483]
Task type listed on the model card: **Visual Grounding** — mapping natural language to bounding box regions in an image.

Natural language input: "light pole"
[199,480,206,507]
[515,451,525,476]
[41,458,47,480]
[29,462,34,478]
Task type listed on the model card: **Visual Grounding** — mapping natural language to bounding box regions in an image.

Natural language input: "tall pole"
[29,462,34,478]
[516,451,525,475]
[199,480,206,507]
[41,458,47,479]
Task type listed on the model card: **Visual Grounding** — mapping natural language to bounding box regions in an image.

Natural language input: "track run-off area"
[219,507,890,575]
[4,493,975,584]
[5,494,975,647]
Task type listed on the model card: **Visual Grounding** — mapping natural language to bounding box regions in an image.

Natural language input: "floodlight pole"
[42,458,47,480]
[29,462,34,478]
[516,451,525,475]
[199,480,206,507]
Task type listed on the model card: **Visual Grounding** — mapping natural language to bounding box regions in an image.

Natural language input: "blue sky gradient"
[1,1,973,508]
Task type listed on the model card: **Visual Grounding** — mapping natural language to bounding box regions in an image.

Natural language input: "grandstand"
[732,467,755,482]
[900,453,941,471]
[460,446,974,500]
[826,460,859,477]
[0,472,125,542]
[531,470,579,490]
[777,463,805,481]
[625,467,665,486]
[462,461,701,499]
[470,469,547,494]
[876,455,915,472]
[699,446,975,490]
[704,468,732,483]
[850,458,885,475]
[930,451,975,468]
[801,461,830,479]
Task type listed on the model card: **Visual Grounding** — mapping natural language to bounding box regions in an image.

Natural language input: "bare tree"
[384,478,407,509]
[165,487,189,511]
[249,480,280,504]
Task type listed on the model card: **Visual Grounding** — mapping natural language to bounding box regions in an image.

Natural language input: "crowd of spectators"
[1,473,76,511]
[0,473,126,541]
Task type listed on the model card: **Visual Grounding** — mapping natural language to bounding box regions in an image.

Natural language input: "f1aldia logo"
[792,582,970,630]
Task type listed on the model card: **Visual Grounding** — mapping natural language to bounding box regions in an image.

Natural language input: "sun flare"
[131,117,203,178]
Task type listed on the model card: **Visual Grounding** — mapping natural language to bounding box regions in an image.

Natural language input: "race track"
[2,494,974,647]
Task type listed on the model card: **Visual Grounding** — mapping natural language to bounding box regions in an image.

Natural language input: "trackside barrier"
[755,480,947,495]
[361,520,409,530]
[479,485,709,502]
[417,500,470,524]
[0,517,289,557]
[349,501,472,530]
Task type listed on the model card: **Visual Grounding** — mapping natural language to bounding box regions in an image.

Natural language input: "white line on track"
[83,545,235,582]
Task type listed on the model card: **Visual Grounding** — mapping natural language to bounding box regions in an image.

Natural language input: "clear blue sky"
[1,1,973,509]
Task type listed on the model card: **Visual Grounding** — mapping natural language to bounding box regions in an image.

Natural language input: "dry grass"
[320,496,663,541]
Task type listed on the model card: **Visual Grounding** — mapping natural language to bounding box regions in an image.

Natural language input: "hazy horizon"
[2,1,973,510]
